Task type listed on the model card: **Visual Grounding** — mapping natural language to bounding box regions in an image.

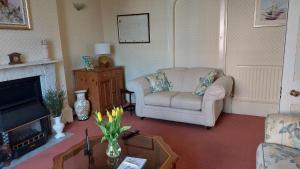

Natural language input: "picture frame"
[117,13,150,43]
[81,56,94,71]
[0,0,32,30]
[254,0,289,27]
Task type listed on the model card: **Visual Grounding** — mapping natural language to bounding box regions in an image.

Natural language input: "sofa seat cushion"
[256,143,300,169]
[145,91,178,107]
[171,92,202,111]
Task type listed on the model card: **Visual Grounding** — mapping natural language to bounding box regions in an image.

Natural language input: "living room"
[0,0,298,169]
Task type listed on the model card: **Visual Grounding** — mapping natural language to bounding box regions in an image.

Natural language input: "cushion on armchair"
[257,143,300,169]
[265,114,300,149]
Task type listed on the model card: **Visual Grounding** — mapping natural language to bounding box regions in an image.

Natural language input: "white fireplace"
[0,60,59,96]
[0,60,73,123]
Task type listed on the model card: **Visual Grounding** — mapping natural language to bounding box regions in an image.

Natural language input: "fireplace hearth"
[0,76,51,159]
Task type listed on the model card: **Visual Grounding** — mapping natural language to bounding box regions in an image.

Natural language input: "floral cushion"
[193,71,217,96]
[256,143,300,169]
[265,114,300,149]
[145,72,172,93]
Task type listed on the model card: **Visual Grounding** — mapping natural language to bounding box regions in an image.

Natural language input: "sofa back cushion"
[159,68,187,91]
[181,68,221,92]
[159,67,223,92]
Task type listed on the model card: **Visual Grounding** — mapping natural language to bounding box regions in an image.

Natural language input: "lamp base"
[98,56,112,68]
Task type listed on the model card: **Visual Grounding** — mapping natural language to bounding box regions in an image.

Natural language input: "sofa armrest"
[204,76,233,101]
[265,113,300,149]
[201,76,233,127]
[127,76,151,117]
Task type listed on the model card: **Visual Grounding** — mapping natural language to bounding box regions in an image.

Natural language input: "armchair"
[257,114,300,169]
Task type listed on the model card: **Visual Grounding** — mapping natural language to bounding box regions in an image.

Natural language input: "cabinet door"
[112,69,125,106]
[98,72,114,112]
[75,71,100,112]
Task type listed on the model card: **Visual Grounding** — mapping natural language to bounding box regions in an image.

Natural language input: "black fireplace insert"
[0,76,51,158]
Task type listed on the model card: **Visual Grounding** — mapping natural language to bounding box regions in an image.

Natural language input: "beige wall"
[175,0,220,68]
[101,0,172,82]
[57,0,104,103]
[225,0,286,116]
[101,0,221,82]
[0,0,67,90]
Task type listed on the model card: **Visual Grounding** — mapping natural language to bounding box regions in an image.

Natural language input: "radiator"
[233,65,282,104]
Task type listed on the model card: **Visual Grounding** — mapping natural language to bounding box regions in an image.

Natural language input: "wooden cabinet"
[74,67,125,113]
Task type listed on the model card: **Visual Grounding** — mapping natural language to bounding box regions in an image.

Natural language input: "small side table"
[120,89,135,115]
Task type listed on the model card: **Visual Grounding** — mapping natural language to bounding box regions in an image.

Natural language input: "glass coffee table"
[53,135,178,169]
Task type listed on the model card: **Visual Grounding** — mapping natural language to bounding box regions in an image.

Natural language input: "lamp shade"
[94,43,111,55]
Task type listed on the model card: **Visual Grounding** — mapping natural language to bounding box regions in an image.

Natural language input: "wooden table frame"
[53,135,178,169]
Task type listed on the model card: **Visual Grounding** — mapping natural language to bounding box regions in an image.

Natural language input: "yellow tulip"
[112,109,116,117]
[97,112,102,122]
[106,110,110,117]
[120,107,124,115]
[108,115,113,123]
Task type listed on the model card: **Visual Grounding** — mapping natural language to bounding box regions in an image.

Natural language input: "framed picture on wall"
[117,13,150,43]
[254,0,289,27]
[0,0,32,30]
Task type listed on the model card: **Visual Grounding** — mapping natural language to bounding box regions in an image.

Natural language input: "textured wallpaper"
[0,0,67,89]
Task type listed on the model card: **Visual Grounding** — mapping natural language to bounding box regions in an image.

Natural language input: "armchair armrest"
[204,76,233,101]
[127,76,151,117]
[265,113,300,149]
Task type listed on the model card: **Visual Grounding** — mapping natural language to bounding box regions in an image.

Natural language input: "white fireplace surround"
[0,60,59,95]
[0,60,73,123]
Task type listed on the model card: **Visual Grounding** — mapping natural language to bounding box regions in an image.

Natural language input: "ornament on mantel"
[41,39,51,60]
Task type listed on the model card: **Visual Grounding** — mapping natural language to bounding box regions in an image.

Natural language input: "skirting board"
[224,98,279,117]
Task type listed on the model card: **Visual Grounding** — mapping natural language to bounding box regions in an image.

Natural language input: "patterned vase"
[74,90,90,121]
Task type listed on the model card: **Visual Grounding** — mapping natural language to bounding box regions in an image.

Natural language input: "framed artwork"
[117,13,150,43]
[0,0,31,30]
[254,0,289,27]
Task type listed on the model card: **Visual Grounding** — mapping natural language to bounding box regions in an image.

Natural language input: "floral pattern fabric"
[257,143,300,169]
[265,114,300,149]
[145,72,172,93]
[193,71,217,96]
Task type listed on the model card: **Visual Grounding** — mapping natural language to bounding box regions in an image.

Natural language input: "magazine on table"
[117,156,147,169]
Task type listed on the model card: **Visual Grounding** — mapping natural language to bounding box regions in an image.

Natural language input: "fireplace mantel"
[0,59,61,96]
[0,59,60,70]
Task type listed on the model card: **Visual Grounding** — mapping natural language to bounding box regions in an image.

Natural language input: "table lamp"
[94,43,112,68]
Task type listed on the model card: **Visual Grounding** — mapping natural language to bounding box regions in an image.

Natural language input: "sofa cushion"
[171,92,202,111]
[193,71,218,96]
[145,72,172,93]
[159,68,187,91]
[181,68,220,92]
[145,91,178,107]
[256,143,300,169]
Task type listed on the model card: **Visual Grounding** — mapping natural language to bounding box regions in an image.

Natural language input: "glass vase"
[106,139,121,158]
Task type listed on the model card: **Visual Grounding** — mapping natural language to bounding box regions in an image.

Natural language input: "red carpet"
[13,113,264,169]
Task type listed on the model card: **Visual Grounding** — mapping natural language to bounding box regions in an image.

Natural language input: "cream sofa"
[127,67,233,127]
